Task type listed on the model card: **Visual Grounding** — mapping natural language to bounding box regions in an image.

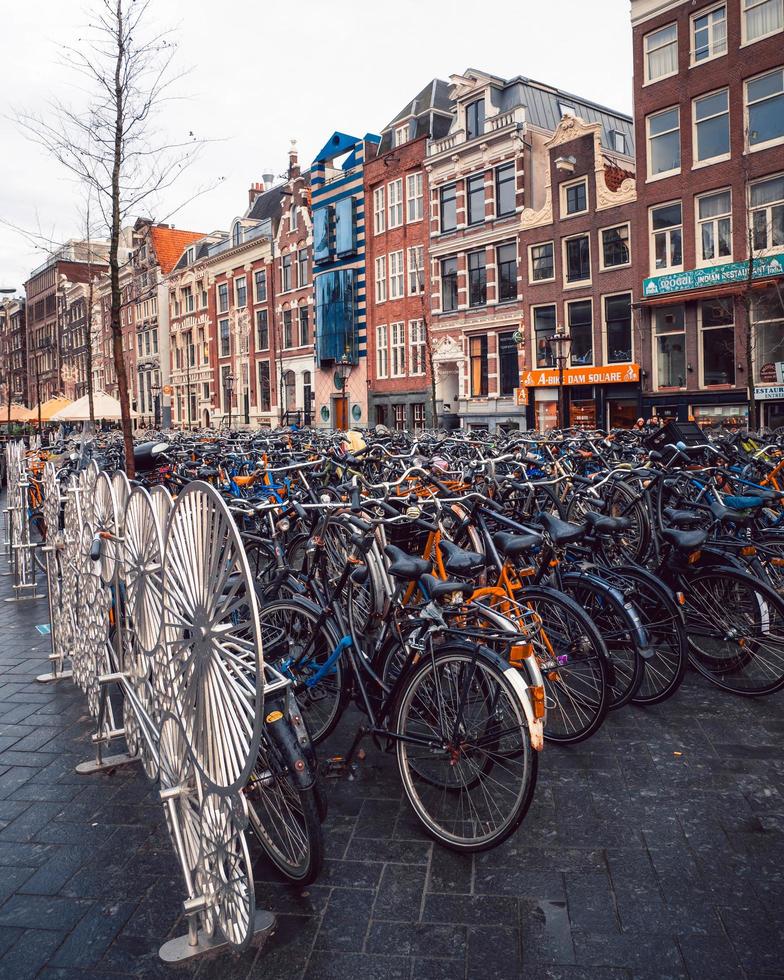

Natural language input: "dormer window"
[185,247,195,265]
[394,125,408,147]
[232,222,243,247]
[466,98,485,140]
[558,101,576,118]
[610,130,626,154]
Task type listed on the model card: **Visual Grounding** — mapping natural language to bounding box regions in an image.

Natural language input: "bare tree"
[16,0,207,475]
[410,249,438,429]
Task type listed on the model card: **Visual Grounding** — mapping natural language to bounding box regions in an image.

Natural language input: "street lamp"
[335,349,353,431]
[151,382,161,429]
[547,330,572,430]
[225,373,235,430]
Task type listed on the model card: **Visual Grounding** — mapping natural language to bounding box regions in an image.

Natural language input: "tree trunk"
[744,227,758,432]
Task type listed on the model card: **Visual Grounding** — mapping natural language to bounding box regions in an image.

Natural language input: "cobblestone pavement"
[0,568,782,979]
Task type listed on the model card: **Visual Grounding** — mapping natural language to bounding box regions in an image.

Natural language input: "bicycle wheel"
[682,565,784,696]
[245,729,324,884]
[259,597,348,743]
[608,565,687,705]
[394,645,537,851]
[500,481,564,521]
[518,586,609,743]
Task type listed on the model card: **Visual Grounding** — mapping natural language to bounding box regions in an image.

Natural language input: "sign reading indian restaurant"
[521,363,640,388]
[643,254,784,298]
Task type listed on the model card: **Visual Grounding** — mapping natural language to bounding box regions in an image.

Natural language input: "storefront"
[756,384,784,429]
[521,364,641,430]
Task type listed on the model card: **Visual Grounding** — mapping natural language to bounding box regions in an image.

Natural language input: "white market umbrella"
[50,390,136,422]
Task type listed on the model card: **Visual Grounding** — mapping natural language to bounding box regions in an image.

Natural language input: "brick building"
[631,0,784,428]
[0,298,28,410]
[364,79,451,429]
[312,131,380,429]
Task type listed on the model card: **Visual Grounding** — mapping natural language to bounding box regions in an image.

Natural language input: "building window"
[217,283,229,313]
[601,224,631,268]
[746,68,784,150]
[406,172,423,221]
[298,249,309,287]
[256,309,269,351]
[468,250,487,307]
[254,269,267,303]
[289,205,299,234]
[388,179,403,228]
[604,293,633,363]
[558,101,575,117]
[696,189,732,264]
[692,4,727,62]
[376,324,388,378]
[644,22,678,82]
[498,332,519,396]
[373,186,385,234]
[469,335,488,396]
[395,125,407,147]
[258,361,271,412]
[413,402,426,426]
[375,255,387,302]
[700,299,735,386]
[389,251,404,299]
[497,243,517,302]
[408,245,424,294]
[533,306,557,368]
[281,253,292,292]
[390,321,406,377]
[562,179,588,216]
[235,277,247,308]
[495,163,515,217]
[466,98,485,140]
[440,184,457,232]
[650,202,683,273]
[393,404,407,431]
[749,173,784,251]
[219,318,230,357]
[530,242,555,282]
[299,306,310,347]
[567,300,593,366]
[335,197,355,256]
[654,305,686,388]
[564,234,591,284]
[610,130,627,154]
[283,309,293,349]
[693,89,730,163]
[313,206,332,264]
[743,0,783,42]
[751,285,784,381]
[647,106,681,177]
[409,320,426,375]
[467,173,485,225]
[441,257,458,312]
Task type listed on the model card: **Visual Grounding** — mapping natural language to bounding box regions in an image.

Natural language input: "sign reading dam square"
[643,253,784,297]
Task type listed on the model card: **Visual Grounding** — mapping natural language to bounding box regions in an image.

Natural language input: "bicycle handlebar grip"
[89,538,102,562]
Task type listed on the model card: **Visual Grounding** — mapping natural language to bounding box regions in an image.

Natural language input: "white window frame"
[695,188,733,266]
[644,22,679,84]
[394,125,408,147]
[528,241,556,284]
[692,87,730,166]
[289,204,298,233]
[388,179,403,228]
[406,172,423,222]
[217,282,229,314]
[745,67,784,153]
[652,305,687,391]
[649,200,684,275]
[690,2,727,66]
[390,321,406,377]
[373,186,385,234]
[409,320,426,376]
[601,291,635,365]
[562,233,592,289]
[698,299,736,388]
[560,177,589,218]
[407,245,425,295]
[599,222,632,271]
[748,172,784,253]
[389,250,404,300]
[742,0,784,45]
[376,324,388,379]
[375,255,387,303]
[646,106,681,181]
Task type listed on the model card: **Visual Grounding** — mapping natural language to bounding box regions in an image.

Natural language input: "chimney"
[262,172,275,189]
[248,181,265,207]
[288,139,300,180]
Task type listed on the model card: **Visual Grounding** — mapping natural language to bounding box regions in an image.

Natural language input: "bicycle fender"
[561,570,654,661]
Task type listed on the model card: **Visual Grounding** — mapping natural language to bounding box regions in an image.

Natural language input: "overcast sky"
[0,0,633,294]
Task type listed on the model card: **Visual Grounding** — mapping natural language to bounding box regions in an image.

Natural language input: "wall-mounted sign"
[755,384,784,401]
[759,362,784,384]
[643,253,784,298]
[162,384,173,396]
[520,363,640,387]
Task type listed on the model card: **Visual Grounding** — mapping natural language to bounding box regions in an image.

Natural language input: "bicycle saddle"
[384,544,431,581]
[663,506,703,528]
[438,539,485,576]
[583,510,631,533]
[492,530,542,558]
[660,527,708,551]
[722,495,766,511]
[533,512,586,545]
[420,573,474,601]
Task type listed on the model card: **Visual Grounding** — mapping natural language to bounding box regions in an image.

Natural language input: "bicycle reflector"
[530,685,546,719]
[687,550,702,564]
[740,545,756,557]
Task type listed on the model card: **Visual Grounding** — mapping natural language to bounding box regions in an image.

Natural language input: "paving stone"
[564,872,619,935]
[0,893,92,932]
[366,920,466,959]
[427,844,473,894]
[48,898,138,968]
[254,912,320,978]
[0,926,66,979]
[313,886,374,952]
[372,863,427,921]
[571,932,687,975]
[303,950,411,979]
[520,898,575,966]
[466,923,521,978]
[422,893,513,927]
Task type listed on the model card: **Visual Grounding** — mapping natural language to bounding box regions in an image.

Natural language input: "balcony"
[428,108,525,158]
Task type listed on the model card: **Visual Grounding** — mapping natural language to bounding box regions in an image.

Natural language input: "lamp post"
[151,382,161,429]
[225,373,235,430]
[35,339,53,432]
[336,349,353,431]
[546,330,572,430]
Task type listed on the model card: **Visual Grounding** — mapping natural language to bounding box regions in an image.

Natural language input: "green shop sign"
[643,253,784,298]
